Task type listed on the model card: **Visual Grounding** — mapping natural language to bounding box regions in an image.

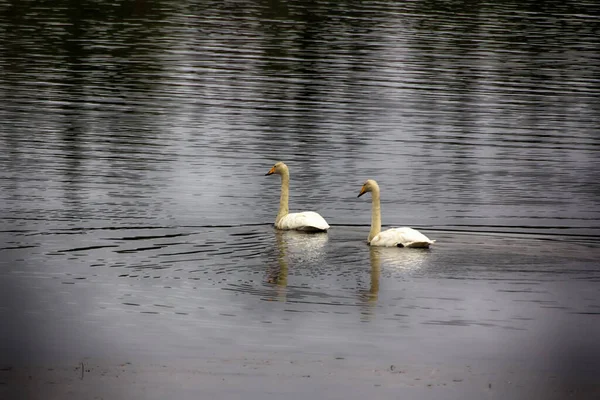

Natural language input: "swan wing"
[277,212,330,232]
[370,227,434,248]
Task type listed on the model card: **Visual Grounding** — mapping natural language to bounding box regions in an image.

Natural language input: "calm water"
[1,1,599,398]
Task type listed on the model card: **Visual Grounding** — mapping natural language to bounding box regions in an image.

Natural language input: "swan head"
[265,161,288,176]
[358,179,379,197]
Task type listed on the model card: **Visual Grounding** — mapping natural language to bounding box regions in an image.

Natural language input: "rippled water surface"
[1,1,599,398]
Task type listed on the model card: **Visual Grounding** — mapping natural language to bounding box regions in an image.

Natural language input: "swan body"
[276,211,329,231]
[266,162,330,232]
[369,227,434,248]
[358,179,434,248]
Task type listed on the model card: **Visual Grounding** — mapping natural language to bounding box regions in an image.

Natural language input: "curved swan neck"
[276,167,290,224]
[369,185,382,242]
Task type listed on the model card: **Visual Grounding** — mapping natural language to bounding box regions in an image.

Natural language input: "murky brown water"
[1,1,599,399]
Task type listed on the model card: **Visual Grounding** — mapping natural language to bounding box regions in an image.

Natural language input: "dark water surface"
[1,1,599,399]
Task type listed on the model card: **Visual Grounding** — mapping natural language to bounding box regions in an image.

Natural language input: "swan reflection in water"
[360,248,381,304]
[359,246,431,321]
[266,230,328,301]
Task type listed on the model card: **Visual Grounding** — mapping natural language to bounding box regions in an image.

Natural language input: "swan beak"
[358,186,367,197]
[265,166,276,176]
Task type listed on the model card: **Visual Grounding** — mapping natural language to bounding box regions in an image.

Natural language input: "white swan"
[266,162,330,232]
[358,179,434,248]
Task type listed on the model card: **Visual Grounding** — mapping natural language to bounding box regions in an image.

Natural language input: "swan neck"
[369,187,382,242]
[276,169,290,224]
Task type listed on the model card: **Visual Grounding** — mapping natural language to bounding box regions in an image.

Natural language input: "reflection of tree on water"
[266,230,328,302]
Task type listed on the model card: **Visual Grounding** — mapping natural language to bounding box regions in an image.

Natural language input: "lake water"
[1,1,599,399]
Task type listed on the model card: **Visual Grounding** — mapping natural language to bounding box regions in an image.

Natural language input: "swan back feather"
[276,211,330,232]
[370,227,435,248]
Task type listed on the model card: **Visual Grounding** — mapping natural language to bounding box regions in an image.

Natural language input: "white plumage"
[369,227,434,248]
[358,179,434,248]
[266,162,330,232]
[276,211,330,232]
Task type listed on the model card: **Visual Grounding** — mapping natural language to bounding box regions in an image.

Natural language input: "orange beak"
[357,185,367,197]
[265,166,276,176]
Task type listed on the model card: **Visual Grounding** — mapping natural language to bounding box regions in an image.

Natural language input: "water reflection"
[358,247,381,321]
[359,246,432,321]
[375,246,432,273]
[1,0,598,235]
[266,231,289,302]
[266,230,328,302]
